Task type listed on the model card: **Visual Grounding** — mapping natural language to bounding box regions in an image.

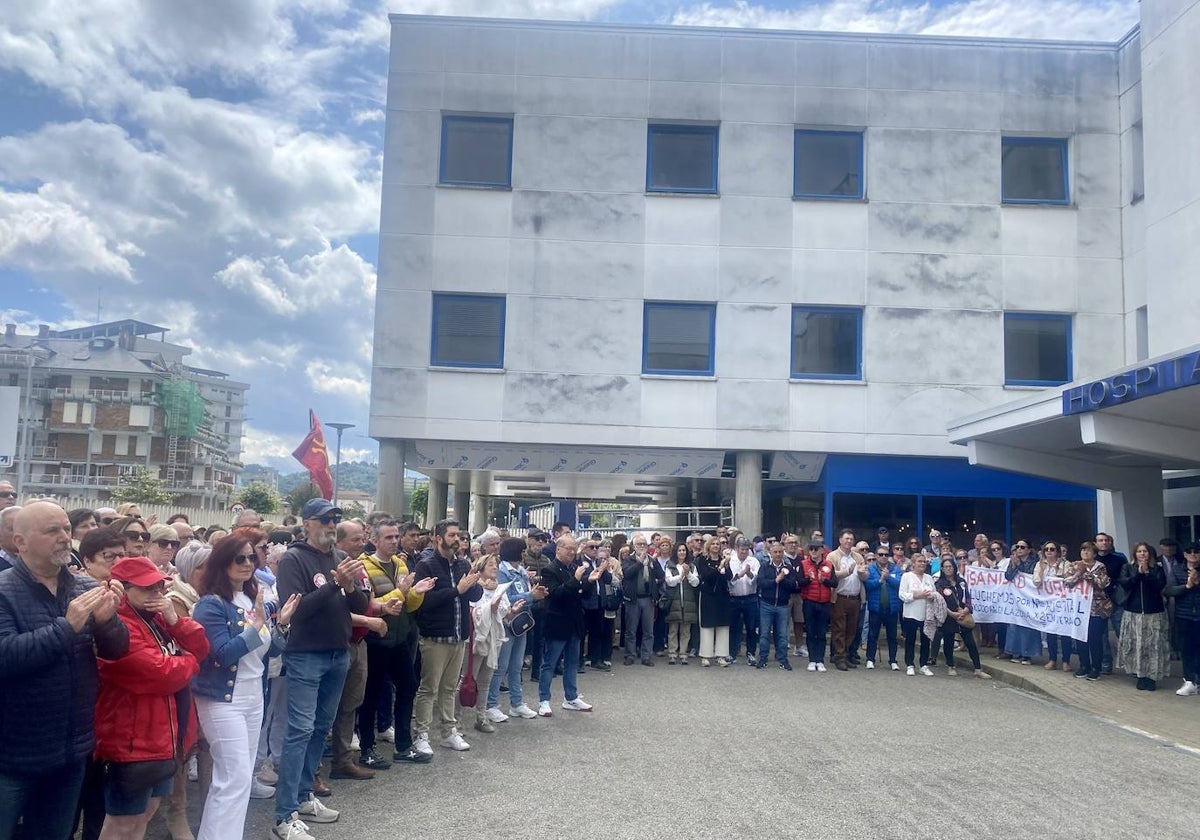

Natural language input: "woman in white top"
[192,533,298,840]
[467,554,510,734]
[899,555,935,676]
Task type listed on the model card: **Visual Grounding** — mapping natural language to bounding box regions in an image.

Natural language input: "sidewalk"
[980,652,1200,753]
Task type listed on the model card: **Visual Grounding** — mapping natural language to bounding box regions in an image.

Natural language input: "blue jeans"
[488,631,528,710]
[758,602,790,664]
[539,636,580,703]
[0,759,87,840]
[729,596,759,658]
[275,649,349,823]
[803,600,832,664]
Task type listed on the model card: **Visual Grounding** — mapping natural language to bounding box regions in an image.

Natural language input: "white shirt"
[899,572,934,621]
[831,549,864,597]
[727,554,759,597]
[233,592,269,691]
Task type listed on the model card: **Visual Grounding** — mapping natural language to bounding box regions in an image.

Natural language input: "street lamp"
[326,422,355,504]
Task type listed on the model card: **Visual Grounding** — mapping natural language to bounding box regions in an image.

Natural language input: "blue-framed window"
[430,293,506,368]
[646,124,719,194]
[1001,137,1069,205]
[794,130,864,200]
[1003,313,1072,386]
[439,115,513,188]
[642,301,716,376]
[791,306,863,380]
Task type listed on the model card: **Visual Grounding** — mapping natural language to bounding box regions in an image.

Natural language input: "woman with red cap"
[95,556,209,840]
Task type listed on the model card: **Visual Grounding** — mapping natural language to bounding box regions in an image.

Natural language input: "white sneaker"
[187,755,198,782]
[798,645,809,658]
[806,662,817,672]
[256,760,278,785]
[376,726,395,743]
[906,666,916,676]
[947,667,958,677]
[413,733,433,756]
[815,662,827,673]
[273,813,314,840]
[1177,680,1198,697]
[440,729,470,751]
[250,779,275,799]
[511,704,538,719]
[537,700,554,717]
[298,794,339,824]
[919,665,934,677]
[349,732,359,751]
[484,707,510,723]
[562,697,593,712]
[890,662,900,671]
[865,660,875,670]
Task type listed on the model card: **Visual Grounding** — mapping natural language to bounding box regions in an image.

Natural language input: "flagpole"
[327,422,355,504]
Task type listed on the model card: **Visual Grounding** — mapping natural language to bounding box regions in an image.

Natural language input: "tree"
[341,501,366,520]
[409,483,428,525]
[287,481,323,515]
[109,467,177,505]
[237,482,280,515]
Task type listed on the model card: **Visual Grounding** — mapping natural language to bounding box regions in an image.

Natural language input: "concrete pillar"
[1108,470,1166,556]
[734,451,763,538]
[470,492,489,535]
[427,477,448,526]
[451,470,470,529]
[376,439,405,520]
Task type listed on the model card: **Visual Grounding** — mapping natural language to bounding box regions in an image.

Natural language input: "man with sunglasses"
[0,506,20,572]
[272,499,369,840]
[0,480,15,511]
[94,507,118,527]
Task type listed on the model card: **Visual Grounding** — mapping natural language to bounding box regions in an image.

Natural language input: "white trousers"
[700,626,730,659]
[196,684,264,840]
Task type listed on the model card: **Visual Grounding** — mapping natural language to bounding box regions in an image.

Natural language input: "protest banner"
[964,565,1094,643]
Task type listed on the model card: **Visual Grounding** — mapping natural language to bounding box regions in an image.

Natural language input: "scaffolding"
[157,377,205,487]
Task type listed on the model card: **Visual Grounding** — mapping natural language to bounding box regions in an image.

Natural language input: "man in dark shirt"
[1095,532,1127,674]
[272,499,368,840]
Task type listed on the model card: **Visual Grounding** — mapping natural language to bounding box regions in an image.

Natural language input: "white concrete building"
[371,4,1197,548]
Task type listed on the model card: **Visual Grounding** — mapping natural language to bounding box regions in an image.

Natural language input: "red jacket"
[800,557,836,604]
[94,601,209,762]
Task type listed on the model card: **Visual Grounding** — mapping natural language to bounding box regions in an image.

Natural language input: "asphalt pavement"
[150,652,1200,840]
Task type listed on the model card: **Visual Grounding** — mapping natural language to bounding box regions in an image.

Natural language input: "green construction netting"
[158,379,206,438]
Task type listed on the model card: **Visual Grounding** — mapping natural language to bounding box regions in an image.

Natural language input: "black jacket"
[413,548,483,641]
[0,560,130,773]
[621,554,665,600]
[539,558,596,641]
[1117,562,1166,614]
[696,558,733,627]
[277,541,369,652]
[756,560,798,607]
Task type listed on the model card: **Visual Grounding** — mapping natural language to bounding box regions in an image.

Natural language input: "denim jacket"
[191,594,282,702]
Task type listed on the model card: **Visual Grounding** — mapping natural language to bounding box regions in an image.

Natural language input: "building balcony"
[32,387,158,405]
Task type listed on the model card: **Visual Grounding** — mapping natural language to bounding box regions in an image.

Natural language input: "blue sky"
[0,0,1139,471]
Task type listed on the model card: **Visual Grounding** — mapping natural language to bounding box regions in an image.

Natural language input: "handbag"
[509,609,535,637]
[656,593,672,612]
[601,583,623,612]
[458,635,477,709]
[957,611,976,630]
[106,758,177,799]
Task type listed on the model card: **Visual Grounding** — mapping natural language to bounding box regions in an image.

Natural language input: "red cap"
[110,556,170,588]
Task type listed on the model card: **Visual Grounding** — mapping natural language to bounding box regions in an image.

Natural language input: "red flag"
[292,410,333,500]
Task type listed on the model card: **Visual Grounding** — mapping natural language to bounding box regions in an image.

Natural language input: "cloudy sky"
[0,0,1139,471]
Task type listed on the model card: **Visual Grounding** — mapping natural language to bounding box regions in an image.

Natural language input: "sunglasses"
[254,543,268,552]
[100,517,117,525]
[955,554,968,559]
[1044,547,1059,553]
[991,546,1003,551]
[233,554,256,565]
[0,492,16,499]
[124,531,151,542]
[316,515,342,525]
[155,539,181,549]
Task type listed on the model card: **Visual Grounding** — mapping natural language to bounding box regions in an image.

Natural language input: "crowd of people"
[0,480,1197,840]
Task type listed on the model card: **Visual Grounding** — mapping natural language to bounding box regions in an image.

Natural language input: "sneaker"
[376,727,395,743]
[890,662,900,671]
[815,662,827,673]
[700,658,710,667]
[1087,672,1101,681]
[250,779,275,798]
[413,733,433,756]
[717,658,729,668]
[865,660,875,670]
[562,697,593,711]
[537,701,554,718]
[511,704,538,719]
[807,662,817,672]
[484,707,509,723]
[975,670,992,679]
[779,661,793,672]
[392,747,432,764]
[1074,670,1091,679]
[359,747,391,770]
[187,755,198,782]
[947,667,958,677]
[747,655,757,666]
[350,732,359,751]
[256,760,278,785]
[441,730,470,751]
[919,665,934,677]
[273,813,315,840]
[474,719,495,734]
[298,794,339,824]
[1177,680,1198,697]
[756,662,766,669]
[798,645,809,658]
[906,665,916,676]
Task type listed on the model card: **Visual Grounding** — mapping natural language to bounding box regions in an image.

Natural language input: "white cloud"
[305,358,372,401]
[352,108,386,124]
[0,187,136,278]
[670,0,1138,40]
[241,423,302,466]
[215,242,377,318]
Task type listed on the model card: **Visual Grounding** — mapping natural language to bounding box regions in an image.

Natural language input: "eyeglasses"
[316,515,342,525]
[233,554,256,565]
[155,539,181,549]
[124,531,151,542]
[254,543,268,552]
[94,552,122,563]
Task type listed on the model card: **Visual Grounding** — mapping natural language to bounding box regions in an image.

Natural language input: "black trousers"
[358,641,418,753]
[942,619,982,670]
[902,616,930,667]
